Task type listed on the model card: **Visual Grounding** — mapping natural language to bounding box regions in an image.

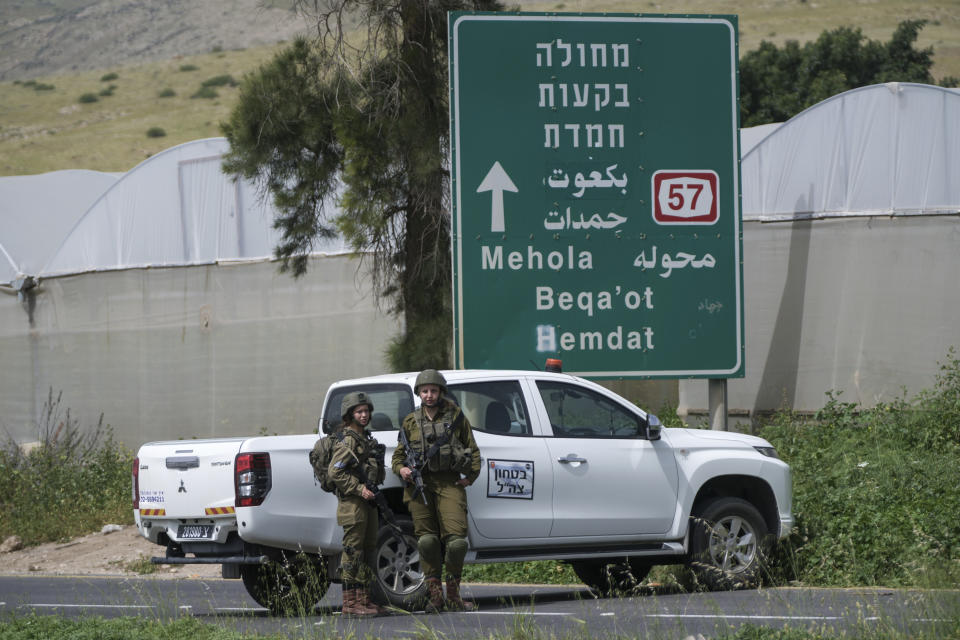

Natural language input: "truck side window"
[448,381,531,436]
[536,381,641,438]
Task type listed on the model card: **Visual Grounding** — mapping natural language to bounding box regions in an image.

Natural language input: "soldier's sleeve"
[328,439,363,498]
[390,417,411,477]
[457,411,483,485]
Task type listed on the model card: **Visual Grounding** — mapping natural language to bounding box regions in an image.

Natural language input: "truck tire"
[570,558,651,596]
[688,497,770,590]
[240,550,329,615]
[369,516,426,610]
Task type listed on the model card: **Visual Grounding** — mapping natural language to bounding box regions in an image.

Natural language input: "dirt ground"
[0,525,222,579]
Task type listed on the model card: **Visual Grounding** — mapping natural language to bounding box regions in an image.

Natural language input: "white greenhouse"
[1,139,400,449]
[681,83,960,424]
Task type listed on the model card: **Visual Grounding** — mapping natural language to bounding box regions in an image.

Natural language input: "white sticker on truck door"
[486,459,534,499]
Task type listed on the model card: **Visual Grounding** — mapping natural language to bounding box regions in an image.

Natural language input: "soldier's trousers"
[336,495,378,585]
[407,479,468,578]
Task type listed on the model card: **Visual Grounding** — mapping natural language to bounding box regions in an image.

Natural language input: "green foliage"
[158,87,176,98]
[146,127,167,138]
[78,92,98,103]
[200,74,237,87]
[222,1,506,371]
[760,349,960,588]
[179,63,199,72]
[0,390,133,546]
[741,20,935,126]
[462,560,578,585]
[0,614,272,640]
[190,86,218,99]
[99,84,117,97]
[941,76,960,88]
[32,82,56,91]
[100,72,119,82]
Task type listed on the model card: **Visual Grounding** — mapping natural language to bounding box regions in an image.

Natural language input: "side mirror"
[645,414,662,441]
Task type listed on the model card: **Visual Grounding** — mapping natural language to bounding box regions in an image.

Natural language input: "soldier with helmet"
[392,369,482,612]
[328,391,387,616]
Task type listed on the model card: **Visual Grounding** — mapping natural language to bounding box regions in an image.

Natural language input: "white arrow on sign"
[476,161,518,233]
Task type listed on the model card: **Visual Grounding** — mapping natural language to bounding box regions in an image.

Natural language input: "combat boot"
[355,586,385,615]
[424,577,445,613]
[445,575,475,611]
[341,587,377,617]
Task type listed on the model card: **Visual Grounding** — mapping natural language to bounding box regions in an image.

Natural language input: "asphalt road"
[1,576,958,639]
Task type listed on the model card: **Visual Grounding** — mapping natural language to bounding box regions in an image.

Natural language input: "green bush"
[158,87,176,98]
[146,127,167,138]
[761,348,960,588]
[0,390,133,546]
[201,74,237,88]
[190,86,218,99]
[100,72,119,82]
[33,82,55,91]
[99,84,117,97]
[78,92,98,103]
[179,63,199,72]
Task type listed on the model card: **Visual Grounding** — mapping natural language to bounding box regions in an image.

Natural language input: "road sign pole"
[709,378,728,431]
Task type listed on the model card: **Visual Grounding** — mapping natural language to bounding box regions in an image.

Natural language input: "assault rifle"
[349,442,406,546]
[397,426,428,505]
[397,407,467,505]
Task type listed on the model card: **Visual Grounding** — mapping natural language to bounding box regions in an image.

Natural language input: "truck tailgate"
[137,438,245,518]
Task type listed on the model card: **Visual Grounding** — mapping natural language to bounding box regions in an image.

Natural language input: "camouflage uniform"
[329,427,385,586]
[392,377,482,611]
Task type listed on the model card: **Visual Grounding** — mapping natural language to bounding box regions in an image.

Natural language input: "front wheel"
[688,497,770,590]
[240,551,329,615]
[570,557,651,596]
[369,517,425,610]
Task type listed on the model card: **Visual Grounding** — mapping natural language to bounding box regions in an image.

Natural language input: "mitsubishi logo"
[178,479,187,493]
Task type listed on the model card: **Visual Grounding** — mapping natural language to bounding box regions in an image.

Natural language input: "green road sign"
[449,12,743,378]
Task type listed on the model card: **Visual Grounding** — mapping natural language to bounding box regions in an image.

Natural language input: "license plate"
[177,525,214,540]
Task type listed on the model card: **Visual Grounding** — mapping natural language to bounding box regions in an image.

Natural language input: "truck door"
[449,380,553,540]
[533,380,679,537]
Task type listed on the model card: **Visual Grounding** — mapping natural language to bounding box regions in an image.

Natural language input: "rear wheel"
[688,497,770,590]
[369,517,425,610]
[570,557,652,596]
[240,550,329,615]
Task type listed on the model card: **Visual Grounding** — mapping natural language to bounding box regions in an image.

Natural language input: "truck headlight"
[754,446,779,459]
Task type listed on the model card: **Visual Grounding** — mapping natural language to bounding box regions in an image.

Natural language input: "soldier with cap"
[328,391,387,616]
[392,369,482,612]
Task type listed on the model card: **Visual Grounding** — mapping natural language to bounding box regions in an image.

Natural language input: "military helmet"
[414,369,447,394]
[341,391,374,423]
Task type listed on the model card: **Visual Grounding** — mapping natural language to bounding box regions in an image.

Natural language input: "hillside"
[1,0,958,175]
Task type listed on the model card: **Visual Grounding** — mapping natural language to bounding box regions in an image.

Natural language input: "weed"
[158,87,176,98]
[100,72,119,82]
[760,349,960,588]
[78,92,98,103]
[99,84,117,97]
[32,82,55,91]
[123,555,158,574]
[179,63,199,72]
[146,127,167,138]
[0,390,133,546]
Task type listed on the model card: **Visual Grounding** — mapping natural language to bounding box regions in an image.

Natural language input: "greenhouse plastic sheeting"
[0,257,399,449]
[742,83,960,221]
[0,170,120,285]
[42,138,347,277]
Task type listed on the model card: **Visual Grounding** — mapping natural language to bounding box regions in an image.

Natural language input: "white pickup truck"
[133,368,793,613]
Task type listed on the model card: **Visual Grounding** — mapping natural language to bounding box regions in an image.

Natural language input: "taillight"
[235,452,271,507]
[132,457,140,511]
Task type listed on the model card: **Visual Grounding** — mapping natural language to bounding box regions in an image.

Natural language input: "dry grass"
[1,0,957,176]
